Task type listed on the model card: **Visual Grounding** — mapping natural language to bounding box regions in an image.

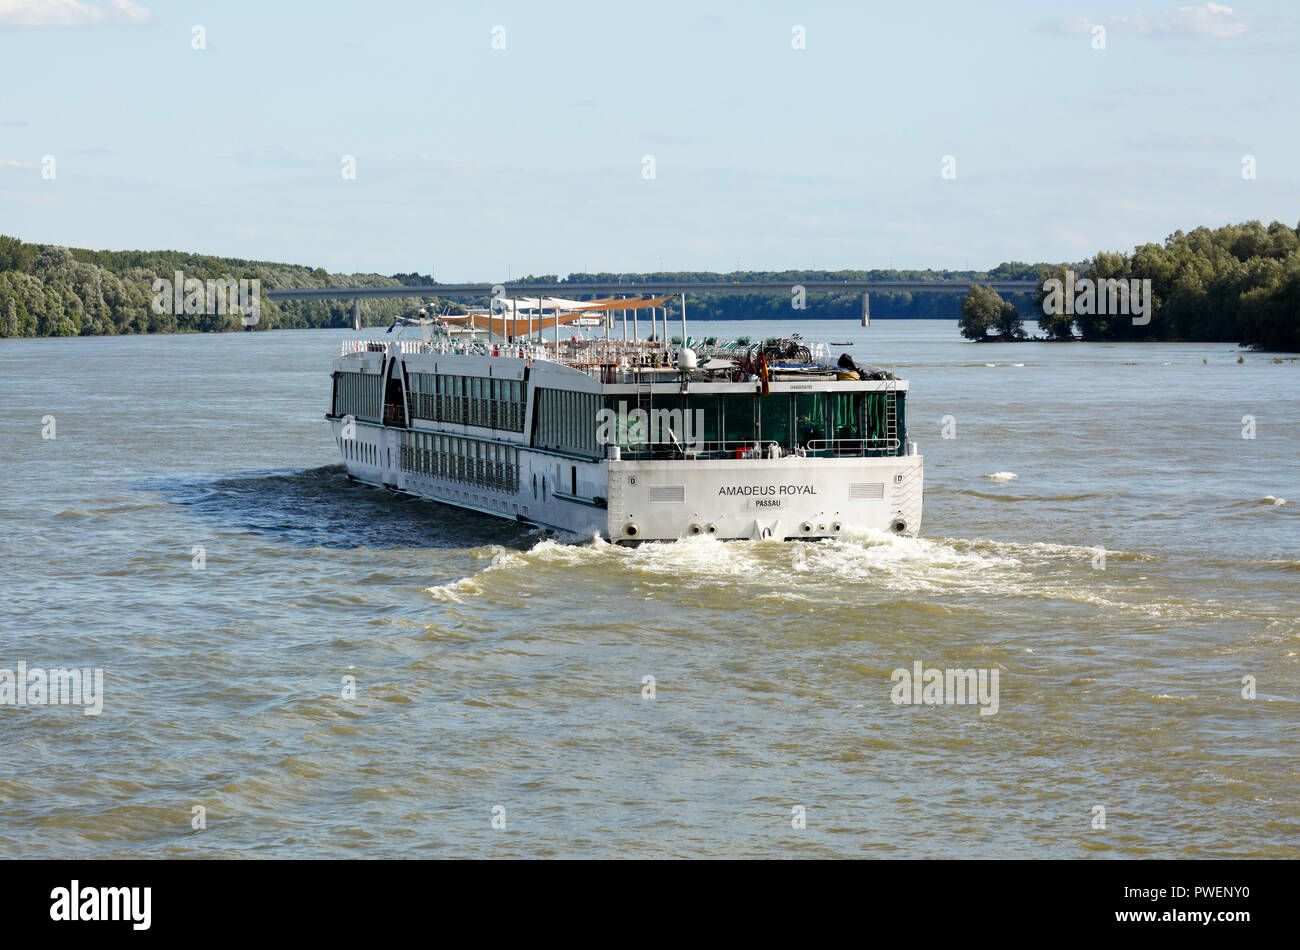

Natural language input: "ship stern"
[606,455,923,542]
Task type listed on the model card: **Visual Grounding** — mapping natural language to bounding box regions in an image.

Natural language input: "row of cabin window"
[407,373,526,432]
[401,432,520,493]
[334,371,383,423]
[533,388,601,458]
[341,437,377,465]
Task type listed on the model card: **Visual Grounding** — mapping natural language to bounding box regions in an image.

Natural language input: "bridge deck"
[267,279,1041,302]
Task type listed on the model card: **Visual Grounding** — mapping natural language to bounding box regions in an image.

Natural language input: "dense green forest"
[0,237,1042,339]
[0,237,460,337]
[2,220,1297,350]
[958,220,1300,351]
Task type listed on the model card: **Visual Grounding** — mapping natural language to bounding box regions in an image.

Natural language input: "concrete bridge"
[264,279,1043,330]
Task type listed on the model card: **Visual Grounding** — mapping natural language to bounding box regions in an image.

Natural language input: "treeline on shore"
[0,238,462,338]
[2,220,1297,350]
[0,238,1041,339]
[959,220,1300,351]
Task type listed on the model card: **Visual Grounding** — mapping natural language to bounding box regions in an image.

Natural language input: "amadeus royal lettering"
[718,484,817,496]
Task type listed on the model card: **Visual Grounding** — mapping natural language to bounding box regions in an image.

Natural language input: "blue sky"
[1,0,1297,278]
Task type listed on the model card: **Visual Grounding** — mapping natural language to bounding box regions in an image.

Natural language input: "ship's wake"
[428,529,1121,601]
[137,465,535,549]
[424,528,1292,629]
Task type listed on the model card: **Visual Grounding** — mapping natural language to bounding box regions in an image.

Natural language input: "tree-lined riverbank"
[959,221,1299,351]
[4,219,1297,350]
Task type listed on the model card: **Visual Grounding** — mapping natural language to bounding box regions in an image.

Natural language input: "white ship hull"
[327,336,923,543]
[331,414,922,541]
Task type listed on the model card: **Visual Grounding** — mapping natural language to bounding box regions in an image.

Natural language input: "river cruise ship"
[326,296,922,542]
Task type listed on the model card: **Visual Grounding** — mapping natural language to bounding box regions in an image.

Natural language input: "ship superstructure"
[327,295,922,542]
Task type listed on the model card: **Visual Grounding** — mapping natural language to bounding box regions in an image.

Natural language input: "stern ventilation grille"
[849,482,885,499]
[648,485,685,504]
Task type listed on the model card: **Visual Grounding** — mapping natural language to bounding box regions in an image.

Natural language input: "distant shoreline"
[3,225,1296,350]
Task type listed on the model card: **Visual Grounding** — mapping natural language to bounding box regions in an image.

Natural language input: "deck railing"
[341,339,550,360]
[339,337,835,371]
[614,440,784,461]
[804,437,901,457]
[614,437,902,460]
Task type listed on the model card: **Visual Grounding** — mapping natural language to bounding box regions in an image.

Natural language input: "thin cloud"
[0,0,155,29]
[1056,3,1252,39]
[1054,229,1097,249]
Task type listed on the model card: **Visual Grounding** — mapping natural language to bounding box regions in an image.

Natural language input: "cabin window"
[533,388,600,457]
[334,370,382,423]
[421,373,436,421]
[722,394,756,446]
[759,395,793,449]
[434,374,525,434]
[794,393,827,447]
[831,393,862,447]
[684,395,720,447]
[863,391,900,454]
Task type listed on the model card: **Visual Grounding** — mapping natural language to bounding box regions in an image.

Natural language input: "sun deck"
[340,335,895,382]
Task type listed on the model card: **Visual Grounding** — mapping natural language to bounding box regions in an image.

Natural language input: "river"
[1,320,1295,857]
